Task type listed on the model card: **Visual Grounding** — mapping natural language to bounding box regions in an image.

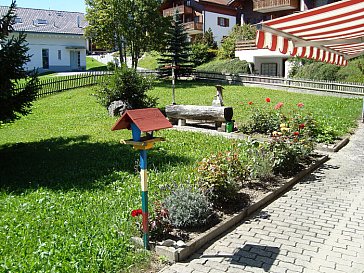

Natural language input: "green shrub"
[240,99,282,134]
[163,185,213,228]
[196,58,251,74]
[217,24,256,60]
[190,43,215,66]
[269,131,314,175]
[240,141,274,181]
[197,149,249,205]
[95,66,157,109]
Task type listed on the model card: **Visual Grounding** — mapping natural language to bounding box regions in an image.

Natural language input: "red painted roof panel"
[111,108,173,132]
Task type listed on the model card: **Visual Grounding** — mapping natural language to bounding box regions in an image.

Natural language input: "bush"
[190,43,215,66]
[163,186,213,229]
[239,141,274,181]
[95,66,158,109]
[217,24,256,60]
[269,132,314,176]
[197,149,249,205]
[196,58,251,74]
[240,98,282,134]
[293,62,340,81]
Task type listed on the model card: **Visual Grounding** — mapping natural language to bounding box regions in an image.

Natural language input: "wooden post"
[131,122,149,249]
[171,63,176,105]
[139,149,149,250]
[362,97,364,123]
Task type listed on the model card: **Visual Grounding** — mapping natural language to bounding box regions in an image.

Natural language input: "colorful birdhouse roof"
[111,108,173,132]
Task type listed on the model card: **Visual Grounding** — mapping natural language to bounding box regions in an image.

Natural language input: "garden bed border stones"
[316,136,350,153]
[155,154,329,262]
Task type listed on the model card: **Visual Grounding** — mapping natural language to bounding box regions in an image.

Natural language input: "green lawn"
[86,56,107,71]
[151,80,362,139]
[0,81,362,272]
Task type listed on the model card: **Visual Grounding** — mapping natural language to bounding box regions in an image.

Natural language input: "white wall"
[204,11,236,43]
[235,49,290,77]
[24,33,87,72]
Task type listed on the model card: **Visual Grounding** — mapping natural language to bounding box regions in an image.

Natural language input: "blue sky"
[1,0,86,13]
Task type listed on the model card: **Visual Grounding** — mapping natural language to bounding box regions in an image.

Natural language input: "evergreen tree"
[158,11,193,79]
[203,28,217,49]
[0,1,39,125]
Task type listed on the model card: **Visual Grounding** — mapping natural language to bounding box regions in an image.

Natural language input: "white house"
[0,6,87,73]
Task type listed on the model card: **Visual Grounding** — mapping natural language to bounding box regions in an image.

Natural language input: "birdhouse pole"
[139,149,149,249]
[131,123,150,249]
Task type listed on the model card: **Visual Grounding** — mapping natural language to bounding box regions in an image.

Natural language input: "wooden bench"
[165,104,233,129]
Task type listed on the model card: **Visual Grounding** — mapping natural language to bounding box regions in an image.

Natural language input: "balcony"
[235,40,257,51]
[163,5,193,17]
[183,22,203,35]
[253,0,299,13]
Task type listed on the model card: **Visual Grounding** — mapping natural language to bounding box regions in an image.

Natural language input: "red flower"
[265,97,271,103]
[299,123,305,129]
[274,102,284,110]
[248,101,253,105]
[297,102,304,108]
[131,209,143,217]
[293,131,300,136]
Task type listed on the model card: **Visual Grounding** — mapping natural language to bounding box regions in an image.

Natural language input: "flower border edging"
[155,154,329,262]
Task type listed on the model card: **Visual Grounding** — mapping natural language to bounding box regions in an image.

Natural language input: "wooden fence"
[15,70,364,99]
[193,71,364,97]
[15,71,112,99]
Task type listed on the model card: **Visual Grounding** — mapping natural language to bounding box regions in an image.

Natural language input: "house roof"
[0,6,87,35]
[111,108,173,132]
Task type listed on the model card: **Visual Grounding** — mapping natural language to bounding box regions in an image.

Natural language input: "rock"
[176,240,186,248]
[130,236,143,247]
[160,239,176,247]
[108,100,128,117]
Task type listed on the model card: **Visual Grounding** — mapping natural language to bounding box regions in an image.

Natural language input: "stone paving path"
[159,122,364,273]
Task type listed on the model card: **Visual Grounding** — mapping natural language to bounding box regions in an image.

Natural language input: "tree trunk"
[165,105,233,122]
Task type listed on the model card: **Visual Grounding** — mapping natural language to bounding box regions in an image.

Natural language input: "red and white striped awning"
[256,0,364,66]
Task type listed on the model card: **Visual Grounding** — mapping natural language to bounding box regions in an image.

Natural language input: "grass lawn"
[151,80,362,139]
[86,56,107,71]
[0,81,362,272]
[138,52,160,70]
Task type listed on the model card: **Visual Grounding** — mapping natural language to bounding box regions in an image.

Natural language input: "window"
[217,17,229,27]
[58,50,62,60]
[14,17,22,23]
[42,49,49,69]
[77,51,81,67]
[34,19,48,25]
[314,0,329,7]
[261,63,277,76]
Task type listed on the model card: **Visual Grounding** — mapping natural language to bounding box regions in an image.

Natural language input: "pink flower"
[265,97,271,103]
[297,102,304,108]
[248,101,253,105]
[274,102,284,110]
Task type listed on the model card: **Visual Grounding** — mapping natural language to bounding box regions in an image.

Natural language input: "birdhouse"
[111,108,173,150]
[111,108,173,250]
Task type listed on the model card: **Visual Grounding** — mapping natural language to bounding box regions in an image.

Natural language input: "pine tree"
[158,11,193,79]
[0,1,39,125]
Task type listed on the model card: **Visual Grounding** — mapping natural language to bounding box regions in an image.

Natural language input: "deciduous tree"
[85,0,169,69]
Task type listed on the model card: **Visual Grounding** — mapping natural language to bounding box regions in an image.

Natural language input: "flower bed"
[154,154,328,262]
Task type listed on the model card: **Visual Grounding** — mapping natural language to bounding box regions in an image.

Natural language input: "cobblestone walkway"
[159,122,364,273]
